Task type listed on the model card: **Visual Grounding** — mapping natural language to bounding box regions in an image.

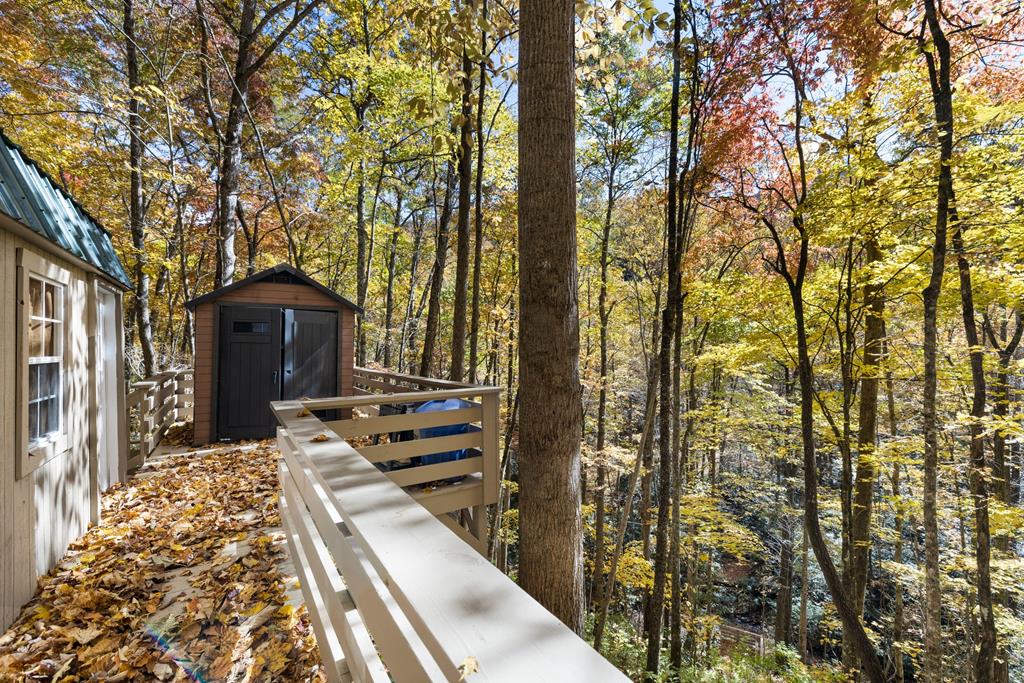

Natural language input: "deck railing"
[272,369,627,682]
[126,368,193,469]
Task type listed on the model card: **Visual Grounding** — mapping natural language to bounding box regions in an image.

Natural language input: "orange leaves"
[0,442,326,682]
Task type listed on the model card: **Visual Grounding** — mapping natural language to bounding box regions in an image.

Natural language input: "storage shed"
[186,263,361,445]
[0,131,131,630]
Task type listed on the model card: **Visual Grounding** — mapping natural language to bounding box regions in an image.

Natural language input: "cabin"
[185,263,361,445]
[0,131,131,630]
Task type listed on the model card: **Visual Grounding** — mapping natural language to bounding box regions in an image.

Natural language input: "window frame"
[16,248,71,478]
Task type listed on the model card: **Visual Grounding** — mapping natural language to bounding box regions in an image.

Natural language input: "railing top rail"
[272,400,627,682]
[354,366,486,391]
[301,386,500,411]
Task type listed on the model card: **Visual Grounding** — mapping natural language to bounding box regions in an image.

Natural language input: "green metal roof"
[0,131,131,289]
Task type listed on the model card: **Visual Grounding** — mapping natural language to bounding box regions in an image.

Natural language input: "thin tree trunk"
[450,48,474,382]
[420,163,454,376]
[517,0,584,631]
[124,0,156,376]
[845,232,884,672]
[918,3,954,677]
[469,0,488,383]
[646,0,683,670]
[382,192,401,367]
[886,362,905,683]
[594,356,659,650]
[952,215,996,682]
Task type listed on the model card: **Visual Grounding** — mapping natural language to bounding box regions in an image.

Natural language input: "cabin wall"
[192,281,356,445]
[0,232,121,630]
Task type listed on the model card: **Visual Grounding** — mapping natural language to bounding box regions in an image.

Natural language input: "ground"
[0,431,326,682]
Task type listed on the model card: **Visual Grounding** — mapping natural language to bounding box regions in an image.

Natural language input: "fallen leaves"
[309,434,330,443]
[0,442,325,682]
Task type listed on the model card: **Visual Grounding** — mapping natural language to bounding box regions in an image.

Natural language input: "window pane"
[44,283,55,319]
[44,321,56,357]
[29,278,42,319]
[45,397,59,434]
[29,319,43,357]
[38,399,48,438]
[28,402,38,441]
[43,362,59,399]
[30,365,40,400]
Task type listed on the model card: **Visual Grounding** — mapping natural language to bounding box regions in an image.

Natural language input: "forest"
[0,0,1022,681]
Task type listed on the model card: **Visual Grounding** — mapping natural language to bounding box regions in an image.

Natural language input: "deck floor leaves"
[0,444,325,682]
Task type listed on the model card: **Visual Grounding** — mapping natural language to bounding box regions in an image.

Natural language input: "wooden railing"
[126,368,193,469]
[273,387,628,682]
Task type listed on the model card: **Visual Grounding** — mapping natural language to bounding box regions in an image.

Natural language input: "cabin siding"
[1,234,118,630]
[192,281,356,445]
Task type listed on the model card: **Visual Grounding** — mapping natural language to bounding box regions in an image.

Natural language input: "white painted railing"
[273,381,627,682]
[125,368,193,469]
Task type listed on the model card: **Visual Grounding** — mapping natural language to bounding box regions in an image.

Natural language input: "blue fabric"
[415,398,477,466]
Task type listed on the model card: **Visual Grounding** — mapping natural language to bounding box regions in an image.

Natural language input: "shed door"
[283,309,338,400]
[217,305,282,440]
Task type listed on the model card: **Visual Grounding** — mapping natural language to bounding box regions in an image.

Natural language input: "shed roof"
[0,131,131,289]
[185,262,363,314]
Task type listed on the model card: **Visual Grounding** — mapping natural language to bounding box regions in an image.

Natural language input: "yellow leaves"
[296,407,312,417]
[0,443,324,681]
[458,655,480,680]
[310,433,331,443]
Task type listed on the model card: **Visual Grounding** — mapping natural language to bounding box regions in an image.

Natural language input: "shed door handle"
[272,370,278,385]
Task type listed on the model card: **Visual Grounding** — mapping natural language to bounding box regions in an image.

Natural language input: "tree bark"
[918,2,954,677]
[468,0,488,384]
[845,232,884,671]
[646,0,683,671]
[124,0,156,376]
[517,0,584,632]
[382,192,402,367]
[952,216,996,682]
[450,48,474,382]
[419,163,454,376]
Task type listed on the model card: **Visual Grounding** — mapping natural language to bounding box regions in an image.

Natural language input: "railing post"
[481,391,500,508]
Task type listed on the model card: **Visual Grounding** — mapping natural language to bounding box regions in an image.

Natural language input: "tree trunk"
[382,192,401,367]
[124,0,156,376]
[646,0,683,671]
[845,233,884,672]
[517,0,584,632]
[450,49,474,382]
[469,0,488,384]
[886,364,905,683]
[951,217,996,682]
[919,2,953,677]
[420,163,454,376]
[594,355,659,650]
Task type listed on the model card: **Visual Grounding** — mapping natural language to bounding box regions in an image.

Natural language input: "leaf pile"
[0,444,326,682]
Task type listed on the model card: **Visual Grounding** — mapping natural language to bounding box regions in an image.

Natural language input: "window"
[17,248,71,478]
[27,276,64,443]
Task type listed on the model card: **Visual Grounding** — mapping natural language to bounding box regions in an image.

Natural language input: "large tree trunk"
[516,0,584,632]
[450,49,474,382]
[646,0,683,671]
[919,2,953,677]
[124,0,156,376]
[419,163,454,376]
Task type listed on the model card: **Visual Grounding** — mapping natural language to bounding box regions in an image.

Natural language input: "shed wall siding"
[1,234,96,631]
[192,281,356,445]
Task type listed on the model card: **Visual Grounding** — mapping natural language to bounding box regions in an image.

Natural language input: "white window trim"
[17,248,71,479]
